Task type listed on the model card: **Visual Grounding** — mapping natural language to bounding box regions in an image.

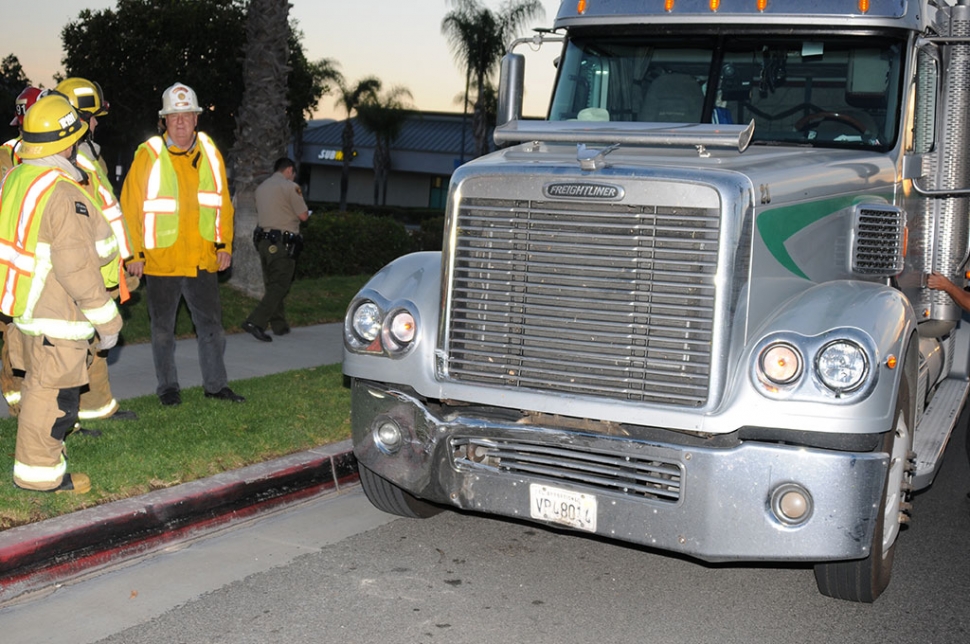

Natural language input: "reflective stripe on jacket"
[0,166,62,316]
[0,137,21,178]
[76,150,132,288]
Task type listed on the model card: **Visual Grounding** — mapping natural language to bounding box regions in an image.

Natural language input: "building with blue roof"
[299,111,487,210]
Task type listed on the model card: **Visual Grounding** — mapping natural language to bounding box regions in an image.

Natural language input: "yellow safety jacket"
[0,164,119,339]
[139,132,226,249]
[1,137,22,179]
[76,149,133,289]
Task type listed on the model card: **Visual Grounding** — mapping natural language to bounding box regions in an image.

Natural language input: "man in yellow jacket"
[0,94,123,493]
[121,82,244,406]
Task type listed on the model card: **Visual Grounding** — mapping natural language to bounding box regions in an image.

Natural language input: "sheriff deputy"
[241,157,309,342]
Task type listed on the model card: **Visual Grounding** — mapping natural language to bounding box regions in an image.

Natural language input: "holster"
[254,227,302,258]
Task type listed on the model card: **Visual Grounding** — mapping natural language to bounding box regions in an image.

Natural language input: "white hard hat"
[159,82,203,117]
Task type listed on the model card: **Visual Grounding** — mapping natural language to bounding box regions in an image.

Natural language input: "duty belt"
[253,227,304,258]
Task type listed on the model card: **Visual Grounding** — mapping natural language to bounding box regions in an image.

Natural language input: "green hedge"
[297,211,415,278]
[294,209,447,279]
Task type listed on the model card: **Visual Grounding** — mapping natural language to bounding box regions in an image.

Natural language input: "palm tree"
[227,1,340,297]
[289,55,342,178]
[356,86,414,206]
[336,77,382,211]
[442,0,544,158]
[228,0,292,297]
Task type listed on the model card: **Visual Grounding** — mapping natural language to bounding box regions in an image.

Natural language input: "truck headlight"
[388,310,416,345]
[759,342,802,385]
[816,340,868,394]
[352,301,382,342]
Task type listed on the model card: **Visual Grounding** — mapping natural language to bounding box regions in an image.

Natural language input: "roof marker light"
[577,0,587,14]
[757,0,768,11]
[710,0,720,11]
[859,0,870,13]
[665,0,675,12]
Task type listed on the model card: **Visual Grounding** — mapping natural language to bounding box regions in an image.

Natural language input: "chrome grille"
[452,436,682,503]
[446,197,720,407]
[852,206,905,275]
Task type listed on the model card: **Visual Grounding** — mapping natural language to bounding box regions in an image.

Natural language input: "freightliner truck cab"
[343,0,970,601]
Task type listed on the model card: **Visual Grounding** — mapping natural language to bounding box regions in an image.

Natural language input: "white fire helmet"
[158,82,203,117]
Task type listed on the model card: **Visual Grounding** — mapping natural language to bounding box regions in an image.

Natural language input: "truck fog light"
[816,340,868,394]
[770,483,813,526]
[374,419,403,454]
[388,310,416,345]
[352,301,383,342]
[759,343,802,385]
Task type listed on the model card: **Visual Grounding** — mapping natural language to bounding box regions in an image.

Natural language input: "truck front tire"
[814,378,913,602]
[357,463,443,519]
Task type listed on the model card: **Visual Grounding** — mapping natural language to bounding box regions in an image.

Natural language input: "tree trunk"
[227,0,291,298]
[340,120,353,211]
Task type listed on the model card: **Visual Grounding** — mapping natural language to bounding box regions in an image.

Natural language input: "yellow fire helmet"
[55,77,109,119]
[18,94,89,160]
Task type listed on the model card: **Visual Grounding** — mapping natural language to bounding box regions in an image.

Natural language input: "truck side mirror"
[498,53,525,128]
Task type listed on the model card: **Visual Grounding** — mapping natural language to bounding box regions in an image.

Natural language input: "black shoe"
[68,424,102,438]
[204,387,245,403]
[159,389,182,406]
[242,321,272,342]
[108,409,139,421]
[272,325,291,336]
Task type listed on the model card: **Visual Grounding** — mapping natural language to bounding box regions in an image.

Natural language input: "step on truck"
[342,0,970,602]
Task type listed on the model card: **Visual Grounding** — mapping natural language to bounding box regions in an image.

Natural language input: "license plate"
[529,484,597,533]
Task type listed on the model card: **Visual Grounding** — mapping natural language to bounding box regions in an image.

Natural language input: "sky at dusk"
[6,0,564,121]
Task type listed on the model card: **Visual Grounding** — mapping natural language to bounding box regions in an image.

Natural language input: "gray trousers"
[145,271,228,396]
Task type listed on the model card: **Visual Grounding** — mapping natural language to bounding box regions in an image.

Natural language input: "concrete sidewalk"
[0,323,360,605]
[2,322,347,417]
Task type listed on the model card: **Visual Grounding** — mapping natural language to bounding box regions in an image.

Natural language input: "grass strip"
[118,275,371,345]
[0,364,351,531]
[0,274,370,529]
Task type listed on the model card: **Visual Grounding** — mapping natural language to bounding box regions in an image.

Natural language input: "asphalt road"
[2,430,969,644]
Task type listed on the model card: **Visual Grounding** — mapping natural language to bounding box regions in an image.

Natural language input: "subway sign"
[317,149,357,161]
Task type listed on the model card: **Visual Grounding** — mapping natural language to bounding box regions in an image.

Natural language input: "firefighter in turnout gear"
[0,86,42,178]
[56,77,138,422]
[1,86,44,415]
[1,80,138,424]
[0,94,122,493]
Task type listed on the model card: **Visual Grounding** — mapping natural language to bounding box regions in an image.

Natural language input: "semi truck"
[342,0,970,602]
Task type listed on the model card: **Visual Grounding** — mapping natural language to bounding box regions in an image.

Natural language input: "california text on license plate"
[529,483,597,532]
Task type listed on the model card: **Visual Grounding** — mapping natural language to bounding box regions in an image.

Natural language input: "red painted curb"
[0,441,358,604]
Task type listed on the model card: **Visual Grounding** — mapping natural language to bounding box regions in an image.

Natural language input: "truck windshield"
[549,34,904,151]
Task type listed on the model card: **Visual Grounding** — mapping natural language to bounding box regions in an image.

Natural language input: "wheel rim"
[881,407,911,557]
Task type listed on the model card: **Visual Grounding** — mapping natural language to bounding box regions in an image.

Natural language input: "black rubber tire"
[814,379,911,602]
[357,463,443,519]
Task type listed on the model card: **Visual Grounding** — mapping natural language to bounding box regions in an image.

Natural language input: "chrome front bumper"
[351,380,888,563]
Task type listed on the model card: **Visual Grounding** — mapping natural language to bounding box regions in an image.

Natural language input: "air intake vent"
[851,205,905,276]
[451,436,683,503]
